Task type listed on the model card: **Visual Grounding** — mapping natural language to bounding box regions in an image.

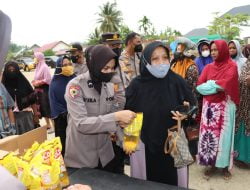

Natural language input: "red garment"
[197,40,240,105]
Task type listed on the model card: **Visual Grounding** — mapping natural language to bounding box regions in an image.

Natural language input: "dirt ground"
[23,69,250,190]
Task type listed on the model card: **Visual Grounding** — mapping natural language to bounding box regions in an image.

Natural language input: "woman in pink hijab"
[33,52,53,131]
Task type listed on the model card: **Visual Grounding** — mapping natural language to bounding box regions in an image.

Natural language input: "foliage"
[43,49,55,56]
[208,12,250,41]
[87,28,101,45]
[119,24,133,41]
[138,16,153,36]
[97,1,123,33]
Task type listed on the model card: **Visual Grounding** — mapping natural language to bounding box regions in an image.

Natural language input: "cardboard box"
[0,126,47,154]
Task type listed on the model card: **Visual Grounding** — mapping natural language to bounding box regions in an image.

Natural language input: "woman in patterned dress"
[196,40,239,180]
[234,44,250,167]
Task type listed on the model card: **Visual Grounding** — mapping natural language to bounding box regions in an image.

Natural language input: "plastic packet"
[123,113,143,154]
[0,152,17,176]
[51,137,70,188]
[124,113,143,136]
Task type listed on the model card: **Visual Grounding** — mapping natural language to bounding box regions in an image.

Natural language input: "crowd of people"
[1,11,250,189]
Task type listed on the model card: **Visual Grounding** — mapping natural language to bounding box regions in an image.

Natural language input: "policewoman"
[101,32,128,174]
[64,45,136,170]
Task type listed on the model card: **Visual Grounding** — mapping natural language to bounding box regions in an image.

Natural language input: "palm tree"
[138,16,152,36]
[97,2,123,33]
[88,28,101,45]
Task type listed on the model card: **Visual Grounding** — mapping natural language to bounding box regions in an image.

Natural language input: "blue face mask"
[146,63,170,78]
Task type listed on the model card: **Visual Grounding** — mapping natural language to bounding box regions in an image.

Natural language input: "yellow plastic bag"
[51,137,70,188]
[0,152,17,176]
[14,158,31,188]
[123,113,143,154]
[22,141,40,161]
[30,146,61,189]
[30,159,61,190]
[124,113,143,137]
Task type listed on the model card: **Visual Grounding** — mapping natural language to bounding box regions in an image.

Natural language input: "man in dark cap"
[101,32,123,57]
[67,43,88,76]
[101,32,126,86]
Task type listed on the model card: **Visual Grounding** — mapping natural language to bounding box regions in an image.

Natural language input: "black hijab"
[125,41,196,153]
[87,45,118,94]
[2,61,34,110]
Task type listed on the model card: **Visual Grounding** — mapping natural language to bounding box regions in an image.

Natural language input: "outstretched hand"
[171,111,187,121]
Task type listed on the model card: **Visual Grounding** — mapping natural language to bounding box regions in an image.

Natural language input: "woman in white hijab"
[228,40,247,76]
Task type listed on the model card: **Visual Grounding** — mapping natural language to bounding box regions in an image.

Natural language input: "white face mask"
[201,50,210,57]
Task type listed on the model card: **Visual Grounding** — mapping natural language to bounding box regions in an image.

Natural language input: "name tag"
[106,96,114,101]
[83,98,97,103]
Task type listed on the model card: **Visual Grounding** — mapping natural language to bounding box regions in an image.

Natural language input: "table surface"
[69,168,187,190]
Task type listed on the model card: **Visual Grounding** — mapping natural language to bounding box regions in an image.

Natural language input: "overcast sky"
[1,0,250,46]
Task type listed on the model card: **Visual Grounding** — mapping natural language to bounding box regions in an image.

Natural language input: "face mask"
[201,50,210,57]
[112,48,122,57]
[134,44,143,53]
[146,63,170,78]
[174,51,184,60]
[7,71,18,79]
[70,55,80,63]
[99,72,115,82]
[61,66,74,76]
[231,53,237,59]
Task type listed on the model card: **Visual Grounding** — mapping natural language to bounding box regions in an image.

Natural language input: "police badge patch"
[69,85,80,99]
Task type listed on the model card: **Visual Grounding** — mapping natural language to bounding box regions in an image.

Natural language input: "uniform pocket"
[106,102,113,114]
[85,102,99,116]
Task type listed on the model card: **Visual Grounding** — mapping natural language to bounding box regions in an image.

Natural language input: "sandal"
[203,167,217,180]
[223,169,232,180]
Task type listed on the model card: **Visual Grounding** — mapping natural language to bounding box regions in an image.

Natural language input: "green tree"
[159,27,182,43]
[9,42,23,53]
[97,2,123,33]
[6,42,26,61]
[145,27,159,40]
[43,49,55,56]
[144,26,182,42]
[119,24,132,41]
[87,28,101,45]
[208,12,250,41]
[138,16,153,36]
[22,50,34,57]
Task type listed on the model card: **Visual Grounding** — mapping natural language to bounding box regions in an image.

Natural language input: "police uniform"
[101,33,127,89]
[101,33,128,173]
[72,62,88,76]
[67,43,88,76]
[64,71,125,168]
[119,49,141,87]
